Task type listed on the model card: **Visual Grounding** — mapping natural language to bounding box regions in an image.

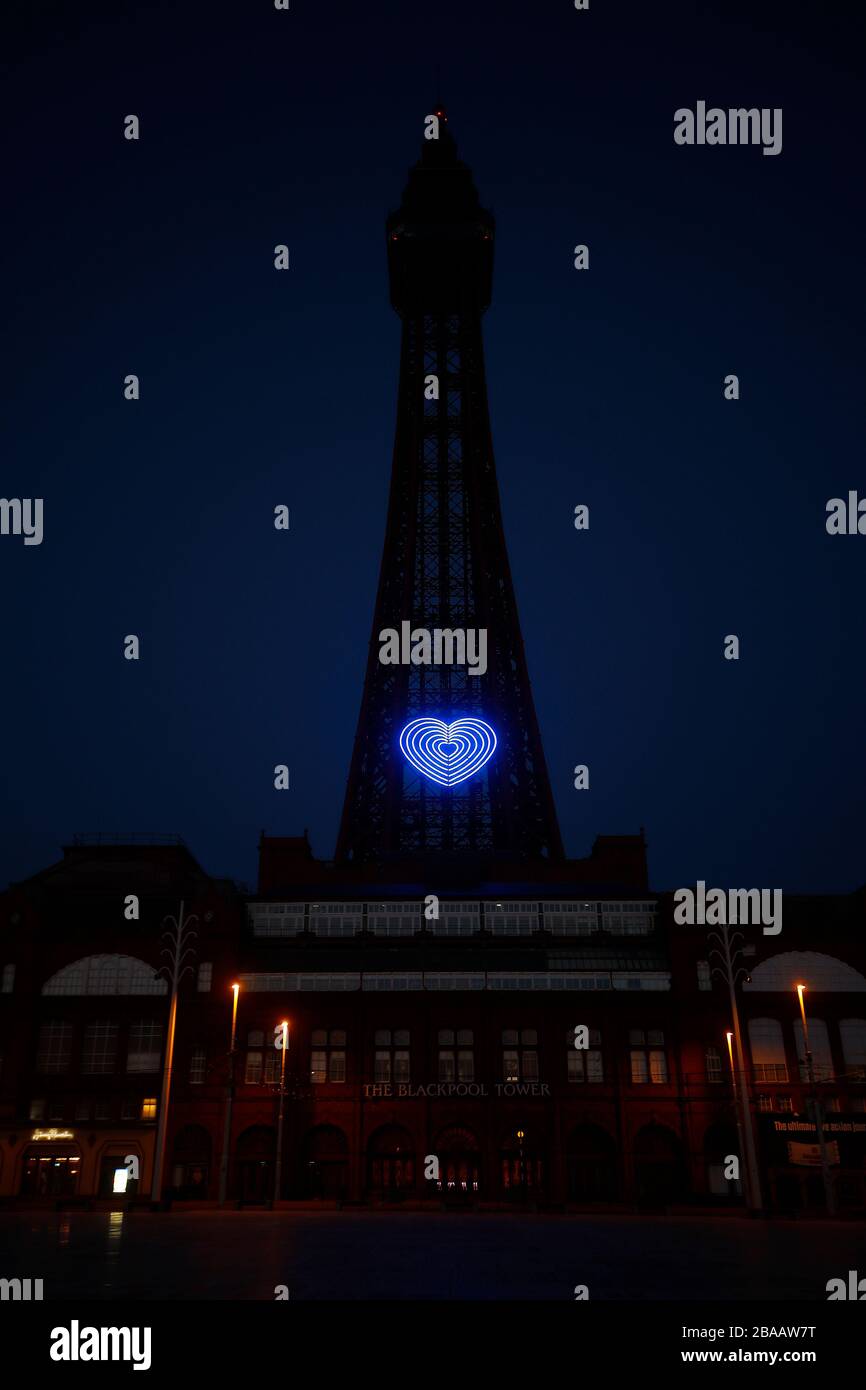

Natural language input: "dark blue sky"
[3,0,863,892]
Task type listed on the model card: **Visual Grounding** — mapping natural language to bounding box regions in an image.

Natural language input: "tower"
[337,110,563,865]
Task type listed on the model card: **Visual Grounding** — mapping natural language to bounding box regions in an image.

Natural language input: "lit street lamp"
[708,922,762,1211]
[274,1020,289,1204]
[217,983,240,1206]
[795,983,836,1216]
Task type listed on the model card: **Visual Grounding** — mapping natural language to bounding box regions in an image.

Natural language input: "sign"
[362,1082,550,1099]
[772,1120,866,1134]
[31,1128,75,1141]
[786,1140,841,1167]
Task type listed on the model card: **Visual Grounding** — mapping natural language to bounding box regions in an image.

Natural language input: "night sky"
[4,0,864,893]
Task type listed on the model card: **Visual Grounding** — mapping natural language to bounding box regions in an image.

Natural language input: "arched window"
[748,1018,787,1082]
[42,955,166,996]
[840,1020,866,1080]
[793,1018,833,1082]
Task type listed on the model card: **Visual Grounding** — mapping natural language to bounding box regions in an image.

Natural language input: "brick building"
[2,832,864,1213]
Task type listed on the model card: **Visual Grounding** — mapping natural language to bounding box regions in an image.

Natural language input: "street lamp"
[217,983,240,1206]
[274,1020,289,1205]
[725,1031,747,1198]
[795,983,836,1216]
[707,922,762,1211]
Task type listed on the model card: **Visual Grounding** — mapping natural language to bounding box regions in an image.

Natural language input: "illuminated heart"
[399,717,497,787]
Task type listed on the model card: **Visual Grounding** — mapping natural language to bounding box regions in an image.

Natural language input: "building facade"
[2,833,864,1213]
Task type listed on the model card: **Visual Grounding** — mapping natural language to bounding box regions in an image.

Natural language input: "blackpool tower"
[337,110,563,865]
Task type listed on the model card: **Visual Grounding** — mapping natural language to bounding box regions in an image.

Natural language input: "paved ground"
[0,1211,860,1300]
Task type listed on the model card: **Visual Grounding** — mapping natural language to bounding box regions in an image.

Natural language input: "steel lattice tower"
[336,110,563,864]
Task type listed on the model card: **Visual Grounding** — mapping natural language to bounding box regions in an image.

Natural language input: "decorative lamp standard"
[795,984,836,1216]
[274,1021,289,1204]
[725,1031,747,1199]
[707,922,762,1211]
[217,982,240,1206]
[150,901,198,1203]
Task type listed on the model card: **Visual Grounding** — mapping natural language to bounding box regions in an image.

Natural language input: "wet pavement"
[0,1210,860,1300]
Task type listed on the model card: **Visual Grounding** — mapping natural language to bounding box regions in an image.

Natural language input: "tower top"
[387,108,494,315]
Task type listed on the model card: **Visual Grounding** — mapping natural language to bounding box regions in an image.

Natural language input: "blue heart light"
[399,717,497,787]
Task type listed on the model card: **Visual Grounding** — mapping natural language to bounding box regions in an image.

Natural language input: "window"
[438,1029,474,1082]
[82,1022,118,1074]
[75,1099,90,1121]
[121,1099,138,1120]
[95,1100,111,1120]
[501,1029,539,1083]
[793,1018,833,1083]
[826,1095,841,1113]
[244,1029,265,1084]
[29,1099,45,1121]
[127,1020,162,1073]
[2,963,14,993]
[758,1094,773,1112]
[48,1100,65,1122]
[189,1047,207,1085]
[310,1029,346,1083]
[141,1097,157,1120]
[748,1018,788,1082]
[705,1047,723,1083]
[374,1029,410,1083]
[697,961,712,992]
[197,963,213,993]
[775,1095,793,1113]
[566,1028,603,1082]
[839,1020,866,1081]
[36,1021,73,1074]
[629,1029,668,1084]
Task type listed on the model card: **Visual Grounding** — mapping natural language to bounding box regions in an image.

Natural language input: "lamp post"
[725,1031,747,1199]
[217,983,240,1206]
[274,1020,289,1205]
[795,984,836,1216]
[708,922,762,1211]
[150,901,198,1204]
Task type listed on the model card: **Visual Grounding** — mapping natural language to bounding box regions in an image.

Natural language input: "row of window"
[238,1027,673,1086]
[747,1017,866,1082]
[25,1017,866,1088]
[28,1096,157,1123]
[247,901,657,938]
[36,1021,162,1075]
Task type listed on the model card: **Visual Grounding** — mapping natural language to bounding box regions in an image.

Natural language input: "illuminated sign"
[31,1128,74,1141]
[399,717,496,787]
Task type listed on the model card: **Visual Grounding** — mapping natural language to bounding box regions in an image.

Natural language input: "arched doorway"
[435,1126,481,1201]
[704,1121,742,1201]
[567,1123,618,1202]
[367,1125,415,1200]
[304,1125,349,1199]
[500,1127,546,1200]
[634,1123,688,1206]
[170,1125,212,1199]
[235,1125,275,1203]
[20,1145,81,1197]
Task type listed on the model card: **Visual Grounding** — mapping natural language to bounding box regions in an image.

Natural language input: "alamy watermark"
[674,880,782,935]
[379,622,487,676]
[674,103,782,157]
